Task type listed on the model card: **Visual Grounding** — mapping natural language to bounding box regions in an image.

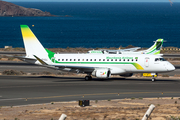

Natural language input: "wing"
[105,47,141,53]
[33,55,98,73]
[119,47,141,52]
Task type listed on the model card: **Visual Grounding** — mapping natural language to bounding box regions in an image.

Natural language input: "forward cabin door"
[144,57,149,67]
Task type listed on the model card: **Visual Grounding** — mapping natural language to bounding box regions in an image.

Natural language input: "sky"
[4,0,180,2]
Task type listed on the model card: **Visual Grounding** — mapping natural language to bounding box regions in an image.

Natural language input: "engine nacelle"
[120,73,133,77]
[92,69,111,79]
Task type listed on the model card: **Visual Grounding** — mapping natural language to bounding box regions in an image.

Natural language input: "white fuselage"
[37,53,175,75]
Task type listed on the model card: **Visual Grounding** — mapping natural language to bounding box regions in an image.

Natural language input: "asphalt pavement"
[0,76,180,106]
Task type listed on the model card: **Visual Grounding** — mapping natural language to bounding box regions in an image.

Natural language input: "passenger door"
[144,57,149,67]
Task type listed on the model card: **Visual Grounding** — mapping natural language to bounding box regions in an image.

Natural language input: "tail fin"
[145,39,164,55]
[20,25,49,58]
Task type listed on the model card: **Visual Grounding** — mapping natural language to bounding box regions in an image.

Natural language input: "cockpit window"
[155,58,166,61]
[160,58,166,61]
[155,58,159,61]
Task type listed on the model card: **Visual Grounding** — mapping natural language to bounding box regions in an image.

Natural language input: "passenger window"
[58,59,60,61]
[86,59,88,61]
[70,59,72,61]
[103,59,105,61]
[111,59,113,61]
[62,59,64,61]
[132,59,133,61]
[119,59,121,61]
[78,59,80,61]
[66,59,68,61]
[90,59,92,61]
[136,59,138,61]
[115,59,117,61]
[127,59,129,61]
[74,59,76,61]
[107,59,109,61]
[94,59,96,61]
[82,59,84,61]
[123,59,125,61]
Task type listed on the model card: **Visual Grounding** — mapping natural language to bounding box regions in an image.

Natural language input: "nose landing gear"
[151,73,157,82]
[152,76,156,82]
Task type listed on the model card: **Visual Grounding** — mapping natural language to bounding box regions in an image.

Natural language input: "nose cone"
[167,64,175,71]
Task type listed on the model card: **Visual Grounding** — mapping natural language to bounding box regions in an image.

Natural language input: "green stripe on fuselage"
[54,61,144,70]
[45,49,144,70]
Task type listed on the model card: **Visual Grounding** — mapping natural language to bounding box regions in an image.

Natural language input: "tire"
[152,78,155,82]
[85,76,89,81]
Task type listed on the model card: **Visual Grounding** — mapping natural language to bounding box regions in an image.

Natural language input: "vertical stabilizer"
[145,39,164,55]
[20,25,48,58]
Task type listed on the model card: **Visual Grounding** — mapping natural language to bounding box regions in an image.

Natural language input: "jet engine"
[92,69,111,79]
[120,73,133,77]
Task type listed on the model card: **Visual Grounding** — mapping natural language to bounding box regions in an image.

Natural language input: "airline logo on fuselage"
[106,56,134,59]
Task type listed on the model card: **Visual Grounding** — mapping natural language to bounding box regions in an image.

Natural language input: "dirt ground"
[0,97,180,120]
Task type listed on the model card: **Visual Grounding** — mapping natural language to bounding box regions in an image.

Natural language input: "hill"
[0,1,53,16]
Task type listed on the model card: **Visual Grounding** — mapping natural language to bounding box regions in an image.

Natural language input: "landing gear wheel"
[152,75,155,82]
[85,76,90,81]
[85,76,92,81]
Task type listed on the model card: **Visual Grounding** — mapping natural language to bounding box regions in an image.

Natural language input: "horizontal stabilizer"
[33,55,48,65]
[15,56,36,60]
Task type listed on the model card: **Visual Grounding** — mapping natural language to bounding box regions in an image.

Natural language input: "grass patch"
[162,74,169,77]
[131,97,136,100]
[41,71,53,75]
[2,70,26,75]
[157,104,160,106]
[166,116,180,120]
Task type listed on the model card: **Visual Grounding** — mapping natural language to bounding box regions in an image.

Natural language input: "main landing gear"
[85,76,92,81]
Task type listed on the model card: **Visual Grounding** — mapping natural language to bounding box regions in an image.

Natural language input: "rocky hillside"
[0,1,54,16]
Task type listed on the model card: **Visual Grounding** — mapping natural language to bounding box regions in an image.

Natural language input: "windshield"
[155,58,166,61]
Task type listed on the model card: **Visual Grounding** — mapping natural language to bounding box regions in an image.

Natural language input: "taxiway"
[0,76,180,106]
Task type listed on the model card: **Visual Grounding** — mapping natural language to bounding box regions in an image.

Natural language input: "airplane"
[18,25,175,81]
[87,39,164,55]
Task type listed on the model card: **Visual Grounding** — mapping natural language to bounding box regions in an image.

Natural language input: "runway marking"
[0,66,44,68]
[0,84,69,88]
[0,91,180,101]
[0,98,24,101]
[27,91,180,100]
